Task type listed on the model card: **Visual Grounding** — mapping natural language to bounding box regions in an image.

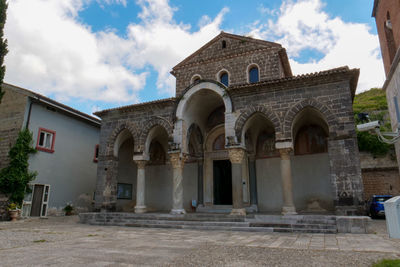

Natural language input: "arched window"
[222,40,227,49]
[220,72,229,86]
[294,125,327,155]
[249,66,259,83]
[213,134,225,150]
[191,75,201,84]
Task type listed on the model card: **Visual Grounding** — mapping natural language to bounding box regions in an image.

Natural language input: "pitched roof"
[172,31,282,71]
[2,83,101,126]
[94,97,176,117]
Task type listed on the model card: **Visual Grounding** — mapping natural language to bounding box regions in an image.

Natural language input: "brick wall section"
[359,152,400,200]
[362,169,400,200]
[0,86,28,169]
[373,0,400,75]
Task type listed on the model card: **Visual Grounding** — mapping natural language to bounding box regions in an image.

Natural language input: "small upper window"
[191,75,201,84]
[249,66,259,83]
[93,144,99,163]
[220,72,229,86]
[36,128,56,153]
[222,40,227,49]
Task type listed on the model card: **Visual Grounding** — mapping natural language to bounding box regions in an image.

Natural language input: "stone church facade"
[94,32,363,216]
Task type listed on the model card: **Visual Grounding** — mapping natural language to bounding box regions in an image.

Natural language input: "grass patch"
[373,259,400,267]
[353,88,388,114]
[33,239,46,243]
[87,234,98,237]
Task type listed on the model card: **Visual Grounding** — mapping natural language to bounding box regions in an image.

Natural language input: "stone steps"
[124,223,275,232]
[80,212,339,233]
[249,222,336,230]
[110,219,250,227]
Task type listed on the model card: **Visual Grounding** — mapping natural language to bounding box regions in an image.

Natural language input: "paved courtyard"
[0,216,400,266]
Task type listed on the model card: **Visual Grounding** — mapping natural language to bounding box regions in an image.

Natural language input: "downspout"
[25,98,33,130]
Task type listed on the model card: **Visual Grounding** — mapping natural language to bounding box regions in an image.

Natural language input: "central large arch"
[174,81,234,153]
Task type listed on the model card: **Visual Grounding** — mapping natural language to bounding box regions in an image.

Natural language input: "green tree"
[0,0,8,103]
[0,129,37,204]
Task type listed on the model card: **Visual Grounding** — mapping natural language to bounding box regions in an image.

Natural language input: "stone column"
[228,148,246,216]
[248,155,258,208]
[278,148,297,215]
[169,152,186,214]
[134,160,147,213]
[197,159,204,206]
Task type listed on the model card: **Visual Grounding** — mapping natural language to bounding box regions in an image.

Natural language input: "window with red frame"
[93,144,99,162]
[36,128,56,153]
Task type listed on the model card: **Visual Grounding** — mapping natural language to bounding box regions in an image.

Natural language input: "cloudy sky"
[4,0,384,115]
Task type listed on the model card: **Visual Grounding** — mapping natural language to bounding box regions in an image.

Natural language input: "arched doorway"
[174,81,235,210]
[291,107,333,212]
[114,129,136,212]
[242,112,280,212]
[144,125,171,211]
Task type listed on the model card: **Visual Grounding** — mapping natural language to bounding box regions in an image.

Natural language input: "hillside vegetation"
[353,88,389,114]
[353,88,394,157]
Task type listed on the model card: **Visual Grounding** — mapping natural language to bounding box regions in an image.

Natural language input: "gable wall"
[174,38,284,96]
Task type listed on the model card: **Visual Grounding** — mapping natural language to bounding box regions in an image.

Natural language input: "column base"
[282,206,297,215]
[134,206,147,214]
[230,208,246,216]
[170,209,186,215]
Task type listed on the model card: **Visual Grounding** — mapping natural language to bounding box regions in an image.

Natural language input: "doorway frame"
[22,183,51,217]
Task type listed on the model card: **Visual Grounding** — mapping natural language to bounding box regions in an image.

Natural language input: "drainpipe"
[25,98,34,130]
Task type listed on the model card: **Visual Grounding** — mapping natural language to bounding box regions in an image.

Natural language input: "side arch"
[283,98,339,140]
[234,105,282,143]
[105,121,137,157]
[137,117,173,152]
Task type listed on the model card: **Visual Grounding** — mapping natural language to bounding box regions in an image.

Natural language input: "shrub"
[0,129,37,205]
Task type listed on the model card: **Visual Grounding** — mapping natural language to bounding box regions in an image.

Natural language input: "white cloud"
[5,0,227,103]
[251,0,385,92]
[125,3,229,94]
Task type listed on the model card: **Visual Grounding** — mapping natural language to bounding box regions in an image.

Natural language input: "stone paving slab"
[0,216,399,266]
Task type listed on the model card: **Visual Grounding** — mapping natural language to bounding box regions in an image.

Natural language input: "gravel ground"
[167,245,395,267]
[0,216,399,266]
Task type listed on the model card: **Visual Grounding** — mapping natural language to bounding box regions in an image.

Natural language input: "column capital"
[278,148,292,160]
[169,152,186,169]
[134,160,147,169]
[228,148,245,164]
